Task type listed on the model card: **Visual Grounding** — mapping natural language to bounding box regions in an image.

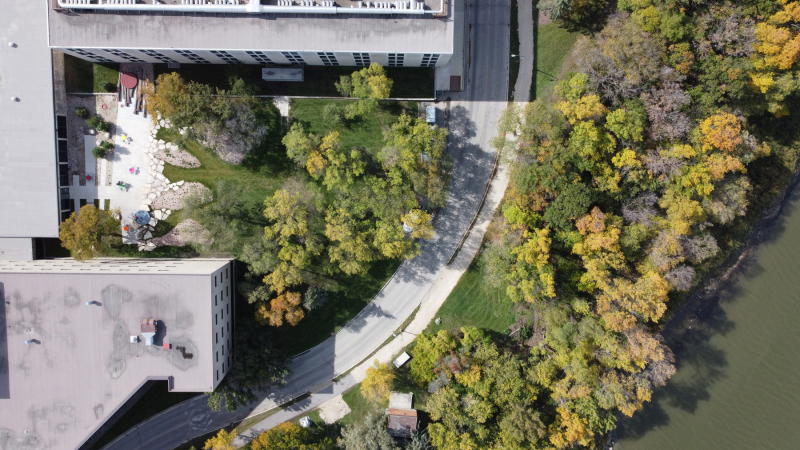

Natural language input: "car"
[426,105,437,128]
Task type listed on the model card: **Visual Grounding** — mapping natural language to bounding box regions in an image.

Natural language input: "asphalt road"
[101,1,510,448]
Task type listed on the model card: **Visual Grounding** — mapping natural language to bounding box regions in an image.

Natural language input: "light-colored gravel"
[316,394,351,425]
[150,219,213,248]
[152,182,211,211]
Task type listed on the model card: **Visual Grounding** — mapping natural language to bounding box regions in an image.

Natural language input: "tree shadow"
[555,0,615,35]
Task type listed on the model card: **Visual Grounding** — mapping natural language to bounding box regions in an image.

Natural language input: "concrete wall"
[210,261,233,390]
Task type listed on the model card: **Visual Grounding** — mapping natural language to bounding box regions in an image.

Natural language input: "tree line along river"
[616,185,800,449]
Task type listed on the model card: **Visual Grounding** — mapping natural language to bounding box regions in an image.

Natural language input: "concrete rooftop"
[0,258,230,450]
[1,0,60,239]
[47,7,454,54]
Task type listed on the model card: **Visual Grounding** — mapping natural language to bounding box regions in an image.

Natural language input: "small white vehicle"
[426,105,437,128]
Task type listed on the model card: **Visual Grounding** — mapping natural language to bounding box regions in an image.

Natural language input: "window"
[56,116,67,139]
[221,327,224,338]
[245,51,273,64]
[215,313,218,325]
[215,295,217,306]
[214,275,217,287]
[388,53,405,67]
[222,344,225,355]
[226,304,229,315]
[352,53,371,67]
[210,50,242,64]
[216,370,219,381]
[174,50,211,64]
[282,52,305,64]
[60,188,70,211]
[317,52,339,66]
[223,363,225,373]
[58,140,68,163]
[216,332,218,344]
[101,49,146,63]
[226,286,229,298]
[420,54,440,67]
[138,49,178,64]
[226,268,229,279]
[58,165,69,187]
[66,48,113,63]
[216,351,219,362]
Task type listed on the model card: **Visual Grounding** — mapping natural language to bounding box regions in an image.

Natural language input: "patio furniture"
[86,174,92,181]
[133,210,151,226]
[120,73,137,90]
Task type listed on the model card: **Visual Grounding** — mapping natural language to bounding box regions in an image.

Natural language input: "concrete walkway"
[513,0,535,102]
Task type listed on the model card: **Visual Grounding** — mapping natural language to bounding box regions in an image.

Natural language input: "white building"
[48,0,455,69]
[0,258,234,450]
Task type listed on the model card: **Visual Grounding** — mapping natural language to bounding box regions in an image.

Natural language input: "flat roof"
[1,0,60,239]
[47,7,453,54]
[0,258,231,450]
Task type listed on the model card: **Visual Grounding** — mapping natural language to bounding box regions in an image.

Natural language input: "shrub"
[75,106,89,118]
[303,286,329,311]
[103,82,117,93]
[87,116,111,132]
[100,141,114,151]
[321,103,344,125]
[92,146,107,159]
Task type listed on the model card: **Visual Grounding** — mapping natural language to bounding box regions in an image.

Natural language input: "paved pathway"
[513,0,535,102]
[101,0,512,448]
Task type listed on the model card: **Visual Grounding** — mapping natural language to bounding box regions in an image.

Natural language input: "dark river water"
[616,184,800,450]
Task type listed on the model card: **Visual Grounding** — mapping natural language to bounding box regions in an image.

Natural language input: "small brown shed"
[387,408,418,438]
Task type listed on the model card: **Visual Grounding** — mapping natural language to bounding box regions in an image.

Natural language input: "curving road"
[101,0,510,448]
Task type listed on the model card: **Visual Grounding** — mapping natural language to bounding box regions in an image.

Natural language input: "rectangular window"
[221,327,224,338]
[352,53,371,66]
[58,164,69,187]
[101,49,146,63]
[317,52,339,66]
[138,49,178,64]
[56,115,67,138]
[281,52,305,65]
[226,268,229,279]
[226,304,229,315]
[222,344,225,355]
[215,295,217,306]
[209,50,242,64]
[216,370,219,381]
[226,286,229,298]
[58,140,68,163]
[214,275,217,287]
[216,332,218,344]
[215,313,218,325]
[420,54,440,68]
[216,351,219,362]
[60,188,70,211]
[388,53,405,67]
[245,51,274,64]
[174,50,211,64]
[223,363,225,373]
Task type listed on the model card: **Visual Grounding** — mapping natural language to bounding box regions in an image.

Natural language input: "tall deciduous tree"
[338,413,398,450]
[203,429,237,450]
[361,360,396,403]
[59,205,121,260]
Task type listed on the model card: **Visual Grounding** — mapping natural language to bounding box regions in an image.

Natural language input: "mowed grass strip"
[425,251,516,335]
[534,23,580,101]
[289,99,418,158]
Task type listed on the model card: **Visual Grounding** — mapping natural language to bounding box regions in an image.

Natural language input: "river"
[616,184,800,450]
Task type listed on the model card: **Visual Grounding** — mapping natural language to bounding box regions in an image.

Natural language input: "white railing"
[57,0,439,14]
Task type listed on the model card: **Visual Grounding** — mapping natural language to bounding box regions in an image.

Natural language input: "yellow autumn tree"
[507,228,556,303]
[750,0,800,116]
[699,111,742,152]
[360,360,395,403]
[203,429,238,450]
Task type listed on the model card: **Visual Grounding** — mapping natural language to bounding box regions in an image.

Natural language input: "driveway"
[100,0,510,448]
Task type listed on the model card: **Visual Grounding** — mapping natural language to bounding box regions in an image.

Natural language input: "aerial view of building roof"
[0,258,232,450]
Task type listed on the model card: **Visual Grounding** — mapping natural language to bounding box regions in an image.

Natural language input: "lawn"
[425,250,516,335]
[289,99,418,158]
[154,64,435,98]
[533,22,580,101]
[88,381,199,450]
[64,54,120,93]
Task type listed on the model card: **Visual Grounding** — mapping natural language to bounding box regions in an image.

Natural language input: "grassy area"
[154,64,434,98]
[64,54,120,93]
[277,258,401,355]
[340,384,387,426]
[89,381,199,450]
[533,23,580,101]
[425,252,516,335]
[289,99,418,158]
